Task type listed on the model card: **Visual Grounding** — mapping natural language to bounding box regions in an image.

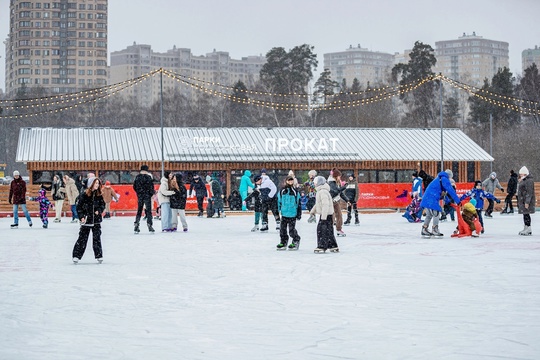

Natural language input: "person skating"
[517,166,535,235]
[189,174,208,217]
[72,177,106,264]
[158,172,175,232]
[51,175,66,223]
[304,170,318,223]
[482,172,504,217]
[245,176,263,231]
[209,175,225,218]
[259,174,280,231]
[8,170,32,228]
[239,170,255,211]
[63,174,80,223]
[343,173,359,226]
[328,168,349,237]
[133,165,156,233]
[170,173,188,232]
[101,181,118,219]
[460,180,500,234]
[28,188,53,228]
[309,176,339,253]
[419,169,461,237]
[276,176,302,250]
[501,170,518,214]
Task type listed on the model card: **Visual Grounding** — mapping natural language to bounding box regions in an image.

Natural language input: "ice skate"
[70,219,78,223]
[484,213,493,218]
[508,209,514,214]
[251,225,259,232]
[260,222,269,232]
[314,247,326,253]
[343,219,351,226]
[148,224,155,233]
[72,257,79,264]
[329,247,340,253]
[288,241,299,251]
[276,243,287,251]
[431,225,443,237]
[336,230,346,237]
[134,222,140,234]
[307,214,316,223]
[421,226,433,238]
[275,220,281,230]
[54,218,61,223]
[519,226,532,236]
[96,258,103,264]
[183,228,188,232]
[10,223,18,229]
[29,222,32,227]
[355,217,360,226]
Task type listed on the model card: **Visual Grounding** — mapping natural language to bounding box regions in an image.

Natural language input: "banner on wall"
[107,183,475,212]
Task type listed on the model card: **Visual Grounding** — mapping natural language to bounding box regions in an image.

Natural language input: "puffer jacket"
[310,183,333,218]
[420,171,461,211]
[482,172,503,194]
[170,182,187,210]
[76,190,105,225]
[9,177,27,205]
[157,177,175,205]
[64,177,79,205]
[518,174,536,215]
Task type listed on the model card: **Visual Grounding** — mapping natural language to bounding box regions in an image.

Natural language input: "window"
[87,60,93,66]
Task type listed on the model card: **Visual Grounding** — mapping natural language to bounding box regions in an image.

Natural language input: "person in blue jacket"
[277,175,302,250]
[239,170,254,211]
[460,180,500,233]
[420,169,461,237]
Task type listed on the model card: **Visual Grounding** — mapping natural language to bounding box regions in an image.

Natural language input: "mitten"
[496,199,501,203]
[501,188,504,192]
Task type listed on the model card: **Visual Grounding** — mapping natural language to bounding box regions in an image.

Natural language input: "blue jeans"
[160,202,172,231]
[71,204,79,220]
[13,204,32,225]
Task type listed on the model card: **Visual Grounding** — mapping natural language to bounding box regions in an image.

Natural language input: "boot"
[260,222,269,232]
[432,225,443,236]
[421,225,433,237]
[508,208,514,214]
[519,226,532,236]
[344,214,351,225]
[134,222,140,233]
[148,224,155,233]
[354,215,360,226]
[501,204,508,214]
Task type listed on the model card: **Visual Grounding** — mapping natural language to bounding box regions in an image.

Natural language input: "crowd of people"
[6,163,536,262]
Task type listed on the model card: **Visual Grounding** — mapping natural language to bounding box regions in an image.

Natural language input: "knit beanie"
[308,170,317,178]
[314,176,326,187]
[13,170,20,176]
[206,175,212,183]
[445,169,453,179]
[519,166,529,176]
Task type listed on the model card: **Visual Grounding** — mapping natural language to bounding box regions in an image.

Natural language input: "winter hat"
[38,188,46,196]
[286,175,294,181]
[261,168,267,175]
[206,175,212,183]
[87,177,97,188]
[288,170,295,177]
[469,198,477,207]
[510,170,515,175]
[308,170,317,178]
[140,165,149,171]
[193,174,200,180]
[348,173,355,179]
[412,171,418,177]
[253,175,262,183]
[474,180,482,187]
[175,173,183,182]
[519,166,529,176]
[314,176,326,187]
[105,180,111,186]
[490,172,497,178]
[13,170,20,176]
[445,169,453,179]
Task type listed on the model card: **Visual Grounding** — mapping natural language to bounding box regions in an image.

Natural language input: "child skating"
[276,175,302,250]
[29,188,53,228]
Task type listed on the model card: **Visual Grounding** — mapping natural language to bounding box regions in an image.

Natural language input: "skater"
[259,173,281,231]
[63,174,79,222]
[189,174,208,217]
[460,180,500,233]
[170,173,188,232]
[8,170,32,228]
[309,176,339,253]
[210,175,225,218]
[28,188,53,228]
[276,176,302,250]
[517,166,535,236]
[51,175,65,223]
[452,199,482,237]
[304,170,318,223]
[72,177,105,264]
[418,169,435,192]
[343,173,359,226]
[412,171,424,199]
[328,168,350,237]
[158,172,175,232]
[482,172,504,217]
[133,165,156,233]
[501,170,518,214]
[245,175,263,231]
[286,170,299,188]
[101,181,118,219]
[239,170,255,211]
[440,179,457,222]
[419,169,461,237]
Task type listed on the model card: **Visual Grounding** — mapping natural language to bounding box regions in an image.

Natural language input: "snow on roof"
[16,127,494,162]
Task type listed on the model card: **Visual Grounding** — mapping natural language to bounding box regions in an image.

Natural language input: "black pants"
[524,214,531,226]
[486,198,494,215]
[262,197,280,224]
[504,194,516,211]
[280,217,300,245]
[196,197,204,213]
[73,223,102,259]
[346,203,359,222]
[135,196,153,225]
[316,215,338,250]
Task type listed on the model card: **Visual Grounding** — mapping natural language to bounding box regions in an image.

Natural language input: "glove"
[501,188,504,192]
[9,199,12,204]
[496,199,501,203]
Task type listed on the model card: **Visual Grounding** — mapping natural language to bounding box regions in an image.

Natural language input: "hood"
[160,177,169,185]
[511,172,518,179]
[316,183,330,192]
[244,170,252,177]
[490,172,497,178]
[437,171,449,179]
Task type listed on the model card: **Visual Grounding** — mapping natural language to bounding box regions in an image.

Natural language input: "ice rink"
[1,211,539,360]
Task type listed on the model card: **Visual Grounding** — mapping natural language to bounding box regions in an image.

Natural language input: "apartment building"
[110,43,266,107]
[4,0,108,97]
[434,32,509,85]
[323,45,394,88]
[522,46,540,71]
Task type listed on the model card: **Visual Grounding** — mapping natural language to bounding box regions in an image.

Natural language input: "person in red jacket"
[8,170,32,228]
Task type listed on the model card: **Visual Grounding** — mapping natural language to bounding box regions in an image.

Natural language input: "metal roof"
[16,127,494,163]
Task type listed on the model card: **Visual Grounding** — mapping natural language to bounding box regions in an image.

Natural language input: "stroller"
[450,202,483,238]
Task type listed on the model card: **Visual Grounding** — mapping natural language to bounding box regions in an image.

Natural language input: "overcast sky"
[1,0,540,92]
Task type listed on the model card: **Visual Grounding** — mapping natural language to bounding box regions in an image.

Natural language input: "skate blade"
[421,235,432,239]
[329,248,339,253]
[276,248,287,251]
[314,250,326,253]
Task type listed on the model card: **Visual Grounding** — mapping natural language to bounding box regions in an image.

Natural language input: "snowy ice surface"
[1,212,539,360]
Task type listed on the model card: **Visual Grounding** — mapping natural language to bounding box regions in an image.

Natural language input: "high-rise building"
[522,46,540,71]
[110,43,266,107]
[4,0,108,97]
[434,32,509,85]
[323,44,394,88]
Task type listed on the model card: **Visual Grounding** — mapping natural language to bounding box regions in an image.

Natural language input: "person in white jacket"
[158,172,175,232]
[259,174,281,231]
[309,176,339,253]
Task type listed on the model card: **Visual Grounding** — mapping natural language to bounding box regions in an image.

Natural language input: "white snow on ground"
[1,212,539,360]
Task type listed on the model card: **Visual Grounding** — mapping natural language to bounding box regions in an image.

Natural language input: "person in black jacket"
[328,168,350,237]
[189,174,208,217]
[170,173,188,232]
[245,175,263,231]
[133,165,156,233]
[72,177,106,264]
[501,169,518,214]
